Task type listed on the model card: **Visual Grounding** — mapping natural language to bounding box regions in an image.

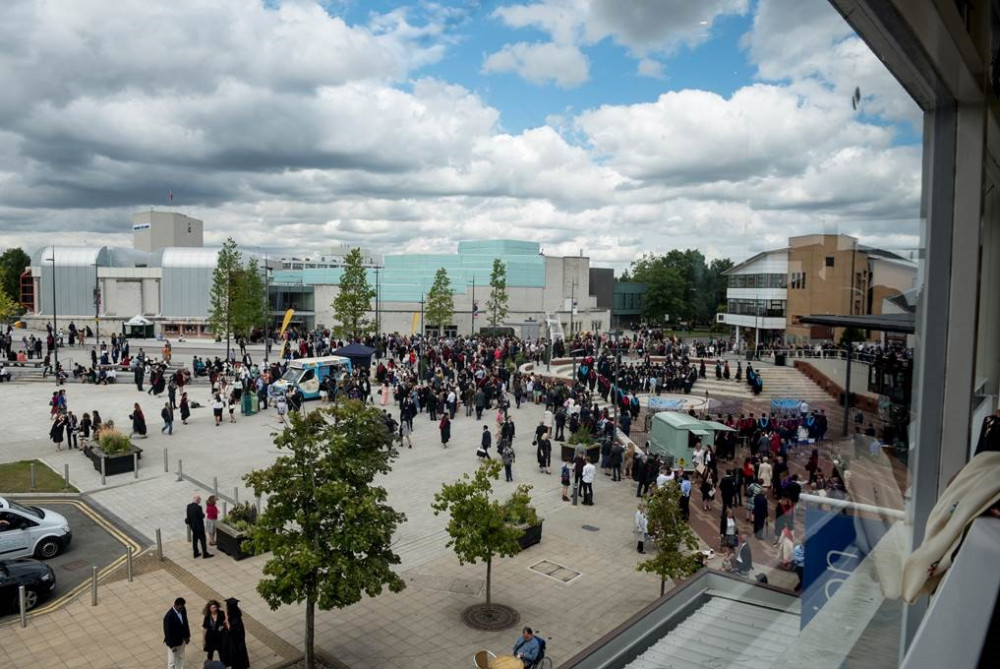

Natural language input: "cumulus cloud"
[482,42,590,88]
[0,0,922,271]
[636,58,665,79]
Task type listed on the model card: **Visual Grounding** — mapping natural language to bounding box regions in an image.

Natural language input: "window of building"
[825,256,835,267]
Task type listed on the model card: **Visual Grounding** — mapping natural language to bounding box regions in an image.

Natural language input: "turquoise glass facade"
[272,240,546,302]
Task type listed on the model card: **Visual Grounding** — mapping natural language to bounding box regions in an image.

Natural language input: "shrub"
[97,428,132,455]
[225,502,258,532]
[567,425,595,446]
[503,484,539,527]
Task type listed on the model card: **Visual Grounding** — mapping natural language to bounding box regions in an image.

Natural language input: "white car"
[0,497,73,560]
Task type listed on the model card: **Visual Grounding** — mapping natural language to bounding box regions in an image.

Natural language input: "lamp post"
[419,293,425,337]
[263,252,270,364]
[374,265,381,336]
[92,261,100,342]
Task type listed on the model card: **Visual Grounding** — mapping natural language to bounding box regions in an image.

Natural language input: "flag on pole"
[168,189,173,203]
[472,301,479,319]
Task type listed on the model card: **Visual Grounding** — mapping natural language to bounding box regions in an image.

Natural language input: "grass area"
[0,460,77,493]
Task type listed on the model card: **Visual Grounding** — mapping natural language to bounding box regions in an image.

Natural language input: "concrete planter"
[215,520,254,561]
[84,445,142,475]
[516,522,543,550]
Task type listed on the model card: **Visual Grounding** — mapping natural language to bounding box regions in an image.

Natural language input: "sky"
[0,0,923,269]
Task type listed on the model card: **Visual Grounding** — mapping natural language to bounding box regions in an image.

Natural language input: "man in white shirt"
[581,460,596,506]
[656,468,673,489]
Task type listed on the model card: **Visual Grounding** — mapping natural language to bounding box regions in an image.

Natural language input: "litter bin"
[774,353,787,366]
[241,392,256,416]
[745,350,754,361]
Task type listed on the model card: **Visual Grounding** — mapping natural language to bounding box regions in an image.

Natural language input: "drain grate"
[61,560,88,571]
[530,560,582,584]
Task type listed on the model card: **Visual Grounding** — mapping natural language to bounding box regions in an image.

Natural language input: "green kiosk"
[648,412,735,470]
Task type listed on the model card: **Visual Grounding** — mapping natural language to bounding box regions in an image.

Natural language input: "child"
[561,460,571,502]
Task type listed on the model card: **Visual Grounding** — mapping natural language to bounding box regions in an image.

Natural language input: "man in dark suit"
[163,597,190,669]
[185,495,212,559]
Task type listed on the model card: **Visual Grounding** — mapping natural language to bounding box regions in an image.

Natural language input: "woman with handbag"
[202,600,227,663]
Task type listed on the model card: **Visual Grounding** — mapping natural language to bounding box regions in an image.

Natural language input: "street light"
[92,261,100,342]
[45,248,58,381]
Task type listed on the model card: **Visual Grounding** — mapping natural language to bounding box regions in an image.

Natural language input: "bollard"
[186,525,192,543]
[255,496,261,515]
[126,546,134,583]
[91,566,98,606]
[213,476,218,496]
[571,482,579,506]
[100,457,106,486]
[155,529,163,561]
[19,585,27,628]
[133,452,139,479]
[30,462,36,491]
[176,459,183,482]
[222,501,227,517]
[234,487,239,505]
[163,448,168,473]
[63,463,70,490]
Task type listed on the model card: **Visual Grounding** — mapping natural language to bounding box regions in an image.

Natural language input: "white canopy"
[125,315,153,326]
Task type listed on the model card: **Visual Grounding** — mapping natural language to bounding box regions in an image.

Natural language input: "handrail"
[799,492,905,520]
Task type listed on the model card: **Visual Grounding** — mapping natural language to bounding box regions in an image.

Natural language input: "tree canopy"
[208,238,266,344]
[0,248,30,315]
[332,248,375,340]
[432,460,525,607]
[487,258,509,327]
[636,481,702,595]
[628,250,733,326]
[245,400,406,669]
[425,267,455,331]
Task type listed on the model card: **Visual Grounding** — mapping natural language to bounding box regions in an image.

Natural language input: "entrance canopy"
[332,342,376,370]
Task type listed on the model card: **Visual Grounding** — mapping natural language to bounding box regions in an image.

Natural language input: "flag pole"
[470,276,475,338]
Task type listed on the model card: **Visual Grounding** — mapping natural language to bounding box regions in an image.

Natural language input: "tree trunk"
[660,577,666,597]
[305,593,315,669]
[486,557,492,607]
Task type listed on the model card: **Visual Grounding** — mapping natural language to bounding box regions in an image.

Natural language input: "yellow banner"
[279,309,295,337]
[411,311,419,335]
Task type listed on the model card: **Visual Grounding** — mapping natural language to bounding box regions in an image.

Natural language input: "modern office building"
[719,234,916,345]
[23,217,610,339]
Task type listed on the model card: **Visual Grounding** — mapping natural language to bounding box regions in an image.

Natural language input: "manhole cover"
[461,604,520,631]
[61,560,88,571]
[581,524,600,531]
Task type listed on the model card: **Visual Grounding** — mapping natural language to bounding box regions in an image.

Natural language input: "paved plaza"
[0,345,843,668]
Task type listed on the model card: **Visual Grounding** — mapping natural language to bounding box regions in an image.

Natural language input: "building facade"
[719,234,916,345]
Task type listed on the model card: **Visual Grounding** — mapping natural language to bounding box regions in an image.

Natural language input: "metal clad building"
[33,246,108,318]
[160,248,219,318]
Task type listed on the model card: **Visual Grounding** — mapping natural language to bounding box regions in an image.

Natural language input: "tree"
[432,460,524,609]
[0,247,30,311]
[244,401,406,669]
[425,267,455,333]
[637,481,702,595]
[629,250,734,326]
[209,238,243,356]
[332,247,375,340]
[487,258,509,327]
[0,277,20,323]
[232,256,266,340]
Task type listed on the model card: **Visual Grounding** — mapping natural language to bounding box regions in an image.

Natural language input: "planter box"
[516,522,543,550]
[215,521,254,561]
[560,444,601,464]
[84,445,142,475]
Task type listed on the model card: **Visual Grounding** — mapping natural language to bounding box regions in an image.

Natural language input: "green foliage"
[567,425,595,446]
[636,482,701,589]
[0,282,20,323]
[502,484,539,527]
[487,258,509,327]
[432,460,524,606]
[224,502,259,533]
[243,400,405,667]
[233,256,266,339]
[425,267,455,331]
[332,248,375,340]
[0,247,29,314]
[628,251,732,326]
[97,428,133,455]
[840,326,865,346]
[208,240,267,341]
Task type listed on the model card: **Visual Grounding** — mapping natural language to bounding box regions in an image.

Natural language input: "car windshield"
[281,368,301,383]
[8,500,41,519]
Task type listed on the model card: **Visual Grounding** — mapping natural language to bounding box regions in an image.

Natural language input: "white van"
[0,497,73,560]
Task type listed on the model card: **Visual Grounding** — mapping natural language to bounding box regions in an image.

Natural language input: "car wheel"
[35,538,61,559]
[21,588,40,611]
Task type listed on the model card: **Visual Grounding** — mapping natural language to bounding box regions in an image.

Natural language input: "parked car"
[0,558,56,612]
[0,497,73,560]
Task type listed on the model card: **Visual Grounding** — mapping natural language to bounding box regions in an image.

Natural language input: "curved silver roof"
[160,247,219,269]
[34,246,110,267]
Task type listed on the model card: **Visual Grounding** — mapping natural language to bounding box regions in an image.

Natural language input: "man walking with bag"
[184,495,213,559]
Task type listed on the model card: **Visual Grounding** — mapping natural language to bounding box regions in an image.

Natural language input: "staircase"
[694,358,836,405]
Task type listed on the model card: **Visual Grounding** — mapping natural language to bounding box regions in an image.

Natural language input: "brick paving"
[0,358,903,668]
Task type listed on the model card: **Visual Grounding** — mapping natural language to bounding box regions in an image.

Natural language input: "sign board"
[648,398,686,411]
[132,223,151,231]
